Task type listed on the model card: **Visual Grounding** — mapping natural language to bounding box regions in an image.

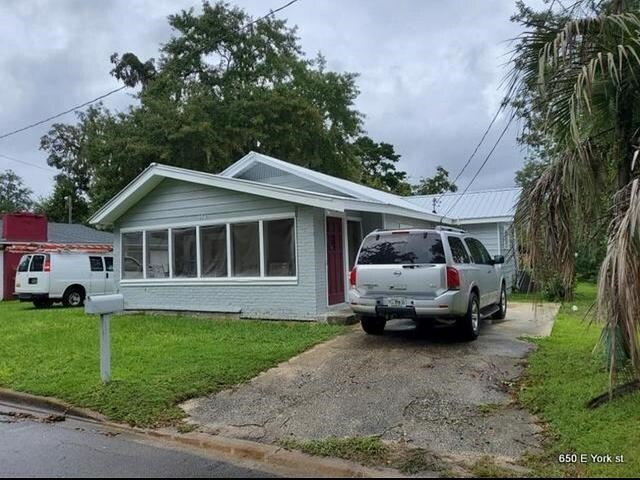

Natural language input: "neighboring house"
[0,213,113,300]
[405,188,521,290]
[89,151,520,321]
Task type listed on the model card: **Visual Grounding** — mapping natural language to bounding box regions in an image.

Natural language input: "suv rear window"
[357,232,446,265]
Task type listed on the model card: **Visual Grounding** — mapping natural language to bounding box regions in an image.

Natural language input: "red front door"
[326,216,345,305]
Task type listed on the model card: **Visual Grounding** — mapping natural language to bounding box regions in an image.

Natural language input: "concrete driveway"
[182,302,559,463]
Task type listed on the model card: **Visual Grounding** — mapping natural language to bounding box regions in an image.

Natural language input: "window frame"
[119,213,298,285]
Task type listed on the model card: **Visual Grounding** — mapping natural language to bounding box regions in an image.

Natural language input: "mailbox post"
[85,294,124,384]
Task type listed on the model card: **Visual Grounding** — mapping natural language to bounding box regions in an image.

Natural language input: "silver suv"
[348,227,507,340]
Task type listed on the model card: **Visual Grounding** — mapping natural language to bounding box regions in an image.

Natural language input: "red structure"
[0,213,112,300]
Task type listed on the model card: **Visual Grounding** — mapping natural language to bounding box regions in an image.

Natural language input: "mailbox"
[85,294,124,315]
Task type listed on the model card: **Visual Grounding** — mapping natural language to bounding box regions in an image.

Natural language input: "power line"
[0,152,57,173]
[0,86,127,141]
[0,0,303,143]
[241,0,302,31]
[441,113,516,220]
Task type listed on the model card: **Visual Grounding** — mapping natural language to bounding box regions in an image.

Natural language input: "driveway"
[182,302,559,463]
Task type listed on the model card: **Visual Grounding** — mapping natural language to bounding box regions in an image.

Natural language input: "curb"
[0,388,403,478]
[0,388,107,422]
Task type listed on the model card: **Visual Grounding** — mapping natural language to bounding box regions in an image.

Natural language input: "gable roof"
[221,151,433,216]
[89,162,450,226]
[406,187,522,223]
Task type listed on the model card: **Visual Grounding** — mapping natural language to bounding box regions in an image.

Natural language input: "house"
[89,151,520,321]
[0,213,114,300]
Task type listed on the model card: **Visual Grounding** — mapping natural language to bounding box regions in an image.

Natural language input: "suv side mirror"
[493,255,505,265]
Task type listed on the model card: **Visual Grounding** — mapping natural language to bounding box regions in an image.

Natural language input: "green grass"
[518,283,640,477]
[0,301,344,427]
[279,436,450,475]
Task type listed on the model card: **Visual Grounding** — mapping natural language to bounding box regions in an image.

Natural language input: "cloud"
[0,0,538,198]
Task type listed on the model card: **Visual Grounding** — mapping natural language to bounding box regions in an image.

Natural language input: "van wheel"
[457,292,480,341]
[360,316,386,335]
[63,287,85,307]
[33,300,52,309]
[492,283,507,320]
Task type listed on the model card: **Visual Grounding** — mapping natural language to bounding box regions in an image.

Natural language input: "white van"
[14,252,116,308]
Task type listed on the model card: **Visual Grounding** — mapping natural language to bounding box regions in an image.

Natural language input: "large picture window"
[146,230,169,278]
[172,228,197,278]
[264,218,296,276]
[121,216,296,282]
[200,225,227,277]
[231,222,260,277]
[122,232,143,279]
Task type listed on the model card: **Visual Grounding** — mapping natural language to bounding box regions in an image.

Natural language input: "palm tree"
[508,0,640,393]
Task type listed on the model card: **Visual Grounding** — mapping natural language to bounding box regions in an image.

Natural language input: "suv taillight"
[349,267,357,287]
[43,255,51,272]
[446,266,460,290]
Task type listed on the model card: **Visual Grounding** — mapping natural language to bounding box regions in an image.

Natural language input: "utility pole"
[66,195,72,224]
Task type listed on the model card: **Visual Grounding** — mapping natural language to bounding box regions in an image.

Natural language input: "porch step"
[323,309,358,325]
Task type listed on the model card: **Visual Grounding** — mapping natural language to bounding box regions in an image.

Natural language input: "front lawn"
[519,283,640,477]
[0,301,344,427]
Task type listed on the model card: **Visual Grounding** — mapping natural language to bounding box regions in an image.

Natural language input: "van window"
[104,257,114,272]
[18,256,31,272]
[89,256,104,272]
[357,232,446,265]
[29,255,45,272]
[448,236,471,264]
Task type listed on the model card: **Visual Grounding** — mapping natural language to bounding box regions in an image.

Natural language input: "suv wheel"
[491,283,507,320]
[457,292,480,341]
[360,316,386,335]
[63,287,85,307]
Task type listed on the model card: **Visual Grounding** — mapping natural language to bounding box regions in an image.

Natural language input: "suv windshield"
[357,232,446,265]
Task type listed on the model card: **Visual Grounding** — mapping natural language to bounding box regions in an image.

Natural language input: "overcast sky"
[0,0,541,199]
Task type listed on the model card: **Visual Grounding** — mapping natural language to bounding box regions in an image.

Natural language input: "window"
[231,222,260,276]
[146,230,169,278]
[29,255,45,272]
[448,237,470,264]
[122,232,143,279]
[347,220,363,270]
[172,228,197,278]
[358,232,446,265]
[105,257,114,272]
[264,218,296,276]
[465,238,493,265]
[200,225,227,277]
[89,256,104,272]
[120,217,298,281]
[18,256,31,272]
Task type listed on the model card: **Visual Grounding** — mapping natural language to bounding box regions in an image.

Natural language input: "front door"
[326,216,345,305]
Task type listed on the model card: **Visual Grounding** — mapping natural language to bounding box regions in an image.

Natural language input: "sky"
[0,0,541,199]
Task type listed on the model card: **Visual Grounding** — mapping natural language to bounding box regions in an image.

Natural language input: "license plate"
[387,297,407,308]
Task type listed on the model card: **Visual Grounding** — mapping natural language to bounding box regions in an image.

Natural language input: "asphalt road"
[0,407,275,478]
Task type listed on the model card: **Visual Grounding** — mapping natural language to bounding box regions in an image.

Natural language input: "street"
[0,405,274,478]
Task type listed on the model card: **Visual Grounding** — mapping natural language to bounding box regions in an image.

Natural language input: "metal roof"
[406,188,522,223]
[0,219,113,244]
